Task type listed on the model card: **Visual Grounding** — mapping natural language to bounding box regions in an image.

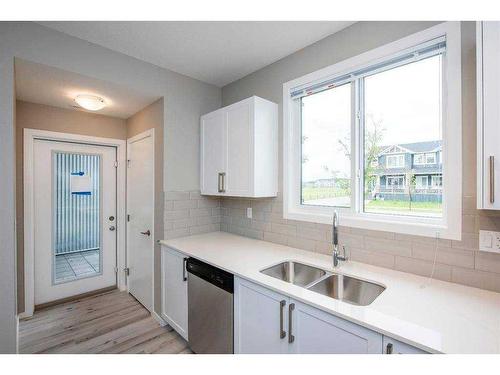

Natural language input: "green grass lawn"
[301,186,350,201]
[301,186,442,214]
[365,199,442,212]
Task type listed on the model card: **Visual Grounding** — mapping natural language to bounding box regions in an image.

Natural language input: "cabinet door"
[479,21,500,209]
[161,247,188,340]
[289,299,382,354]
[383,336,428,354]
[234,277,289,354]
[226,102,252,196]
[200,111,226,195]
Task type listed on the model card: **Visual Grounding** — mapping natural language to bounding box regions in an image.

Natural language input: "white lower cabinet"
[234,277,383,354]
[289,299,382,354]
[234,276,289,353]
[161,246,188,341]
[382,336,428,354]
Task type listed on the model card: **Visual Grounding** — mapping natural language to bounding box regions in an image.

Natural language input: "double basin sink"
[260,261,385,306]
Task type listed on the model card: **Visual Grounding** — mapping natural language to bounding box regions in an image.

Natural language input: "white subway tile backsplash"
[162,190,500,293]
[164,191,221,240]
[218,195,500,293]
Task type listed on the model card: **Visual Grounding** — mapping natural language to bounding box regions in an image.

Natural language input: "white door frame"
[126,128,155,311]
[23,128,127,317]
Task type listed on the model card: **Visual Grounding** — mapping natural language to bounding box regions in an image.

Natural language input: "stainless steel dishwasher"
[186,257,234,354]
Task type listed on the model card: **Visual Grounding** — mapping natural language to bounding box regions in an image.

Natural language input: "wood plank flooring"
[19,289,192,354]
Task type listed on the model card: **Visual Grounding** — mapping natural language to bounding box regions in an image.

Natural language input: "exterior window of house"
[414,153,426,165]
[426,153,436,164]
[283,22,462,240]
[416,175,429,188]
[386,154,405,168]
[387,176,405,189]
[432,175,443,188]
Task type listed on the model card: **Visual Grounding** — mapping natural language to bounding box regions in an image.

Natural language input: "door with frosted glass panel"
[33,139,117,305]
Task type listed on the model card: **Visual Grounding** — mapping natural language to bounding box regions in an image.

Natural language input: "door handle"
[109,226,116,231]
[221,172,226,193]
[490,156,495,203]
[140,229,151,236]
[279,300,287,339]
[183,258,188,281]
[288,303,295,343]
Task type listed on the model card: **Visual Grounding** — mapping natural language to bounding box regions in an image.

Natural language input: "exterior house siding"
[371,141,442,203]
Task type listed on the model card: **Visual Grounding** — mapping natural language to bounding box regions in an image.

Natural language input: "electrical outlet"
[246,207,252,219]
[479,230,500,253]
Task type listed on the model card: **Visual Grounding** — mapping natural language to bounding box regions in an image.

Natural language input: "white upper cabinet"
[200,96,278,198]
[477,21,500,209]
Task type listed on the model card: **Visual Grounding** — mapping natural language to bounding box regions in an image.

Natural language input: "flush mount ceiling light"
[74,94,106,111]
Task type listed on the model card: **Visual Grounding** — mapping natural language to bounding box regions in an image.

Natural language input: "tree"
[338,114,385,195]
[405,170,417,211]
[301,135,309,164]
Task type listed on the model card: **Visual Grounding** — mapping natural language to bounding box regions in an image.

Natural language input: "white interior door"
[127,129,154,311]
[33,139,117,305]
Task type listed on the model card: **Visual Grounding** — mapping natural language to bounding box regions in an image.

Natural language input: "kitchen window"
[283,22,462,240]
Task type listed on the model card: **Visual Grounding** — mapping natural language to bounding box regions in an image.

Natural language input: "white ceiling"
[39,21,355,87]
[15,59,159,119]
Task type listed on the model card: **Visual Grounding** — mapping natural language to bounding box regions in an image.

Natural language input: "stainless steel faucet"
[332,210,348,268]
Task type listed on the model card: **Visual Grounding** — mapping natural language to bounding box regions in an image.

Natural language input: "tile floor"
[55,249,100,282]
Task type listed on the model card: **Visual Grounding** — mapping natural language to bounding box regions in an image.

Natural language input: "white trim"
[283,22,462,240]
[126,128,155,312]
[23,129,127,317]
[152,311,167,327]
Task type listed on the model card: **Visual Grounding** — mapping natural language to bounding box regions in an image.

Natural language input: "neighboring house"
[369,140,442,202]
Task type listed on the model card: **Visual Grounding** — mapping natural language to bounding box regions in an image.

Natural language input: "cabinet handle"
[183,258,188,281]
[490,156,495,203]
[279,300,286,339]
[288,303,295,343]
[386,343,393,354]
[218,172,222,193]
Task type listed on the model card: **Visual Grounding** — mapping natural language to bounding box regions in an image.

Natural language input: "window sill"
[284,207,461,241]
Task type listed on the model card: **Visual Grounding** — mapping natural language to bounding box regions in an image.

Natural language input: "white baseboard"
[152,311,168,327]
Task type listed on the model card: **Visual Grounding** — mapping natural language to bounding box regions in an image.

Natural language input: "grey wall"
[0,21,221,352]
[220,22,500,293]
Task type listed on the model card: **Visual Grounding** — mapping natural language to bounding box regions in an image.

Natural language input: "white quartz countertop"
[160,231,500,354]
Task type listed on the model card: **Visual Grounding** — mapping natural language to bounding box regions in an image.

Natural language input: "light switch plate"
[246,207,252,219]
[479,230,500,253]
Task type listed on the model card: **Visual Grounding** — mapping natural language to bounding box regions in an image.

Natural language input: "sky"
[301,54,442,183]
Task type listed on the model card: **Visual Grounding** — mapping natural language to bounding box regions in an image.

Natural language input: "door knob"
[109,226,116,231]
[140,229,151,236]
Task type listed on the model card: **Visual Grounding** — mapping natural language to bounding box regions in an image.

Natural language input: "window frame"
[386,154,405,169]
[432,175,443,188]
[283,22,462,240]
